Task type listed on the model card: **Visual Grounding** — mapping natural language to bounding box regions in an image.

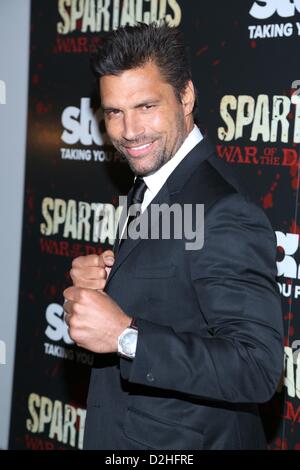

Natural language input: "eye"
[142,104,155,111]
[104,109,121,118]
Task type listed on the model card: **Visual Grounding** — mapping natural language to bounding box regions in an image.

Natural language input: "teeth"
[131,143,152,151]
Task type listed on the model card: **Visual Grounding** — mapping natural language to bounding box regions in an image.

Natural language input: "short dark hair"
[91,23,195,106]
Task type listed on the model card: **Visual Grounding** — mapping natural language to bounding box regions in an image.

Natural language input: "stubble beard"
[114,114,188,177]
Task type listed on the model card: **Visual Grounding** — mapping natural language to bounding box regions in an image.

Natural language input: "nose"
[122,111,145,141]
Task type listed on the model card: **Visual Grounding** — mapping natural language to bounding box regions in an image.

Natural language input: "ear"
[181,80,195,116]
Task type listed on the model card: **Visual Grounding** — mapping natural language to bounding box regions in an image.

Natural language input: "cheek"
[148,112,173,135]
[105,119,122,140]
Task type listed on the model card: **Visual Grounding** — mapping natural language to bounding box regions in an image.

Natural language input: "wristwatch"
[117,326,138,359]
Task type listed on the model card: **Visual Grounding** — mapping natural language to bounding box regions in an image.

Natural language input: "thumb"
[103,250,115,266]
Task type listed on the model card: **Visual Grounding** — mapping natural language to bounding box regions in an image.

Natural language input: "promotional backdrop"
[9,0,300,450]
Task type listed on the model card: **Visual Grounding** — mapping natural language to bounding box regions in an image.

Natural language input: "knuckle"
[98,279,106,289]
[63,288,70,300]
[72,256,83,267]
[69,268,77,280]
[69,314,80,330]
[78,289,85,302]
[89,254,100,266]
[99,255,106,268]
[72,301,82,315]
[69,328,80,344]
[96,267,105,279]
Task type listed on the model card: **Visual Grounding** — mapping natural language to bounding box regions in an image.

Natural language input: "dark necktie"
[118,177,147,251]
[129,176,147,207]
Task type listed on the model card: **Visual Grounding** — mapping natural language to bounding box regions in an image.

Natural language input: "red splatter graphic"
[271,182,278,191]
[196,45,208,56]
[291,176,300,191]
[275,437,288,450]
[289,220,300,235]
[284,312,293,321]
[261,174,281,209]
[288,154,300,190]
[50,285,57,297]
[262,192,273,209]
[250,40,257,48]
[36,101,51,114]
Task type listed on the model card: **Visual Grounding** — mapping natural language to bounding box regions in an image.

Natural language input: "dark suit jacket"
[83,137,284,450]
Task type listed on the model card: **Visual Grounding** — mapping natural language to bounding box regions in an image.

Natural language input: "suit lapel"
[106,183,170,287]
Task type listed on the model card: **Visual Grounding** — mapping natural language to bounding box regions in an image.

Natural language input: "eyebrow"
[102,99,161,113]
[133,99,160,108]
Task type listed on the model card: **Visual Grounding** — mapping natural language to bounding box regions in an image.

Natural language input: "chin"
[128,161,158,177]
[124,150,166,176]
[134,165,160,177]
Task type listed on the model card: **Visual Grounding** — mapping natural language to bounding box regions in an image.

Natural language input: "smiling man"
[63,23,284,450]
[100,60,193,176]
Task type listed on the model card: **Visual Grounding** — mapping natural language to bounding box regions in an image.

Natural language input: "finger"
[72,278,106,290]
[64,298,85,317]
[63,300,71,314]
[70,266,106,282]
[63,286,78,301]
[72,254,104,269]
[63,300,73,325]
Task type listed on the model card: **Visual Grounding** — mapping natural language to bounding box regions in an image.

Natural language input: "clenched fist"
[70,250,115,290]
[63,286,131,353]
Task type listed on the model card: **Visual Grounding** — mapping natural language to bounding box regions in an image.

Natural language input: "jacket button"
[146,372,154,382]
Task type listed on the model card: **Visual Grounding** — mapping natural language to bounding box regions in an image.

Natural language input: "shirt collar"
[143,125,203,194]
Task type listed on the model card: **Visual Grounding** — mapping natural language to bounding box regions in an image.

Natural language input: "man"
[63,23,283,450]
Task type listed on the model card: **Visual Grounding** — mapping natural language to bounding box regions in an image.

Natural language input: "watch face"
[122,332,137,355]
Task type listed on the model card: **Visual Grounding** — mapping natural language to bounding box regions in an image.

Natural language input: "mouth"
[124,141,155,157]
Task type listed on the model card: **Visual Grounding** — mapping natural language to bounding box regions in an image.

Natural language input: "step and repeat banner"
[9,0,300,450]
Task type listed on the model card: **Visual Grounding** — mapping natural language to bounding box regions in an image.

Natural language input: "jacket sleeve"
[120,193,284,403]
